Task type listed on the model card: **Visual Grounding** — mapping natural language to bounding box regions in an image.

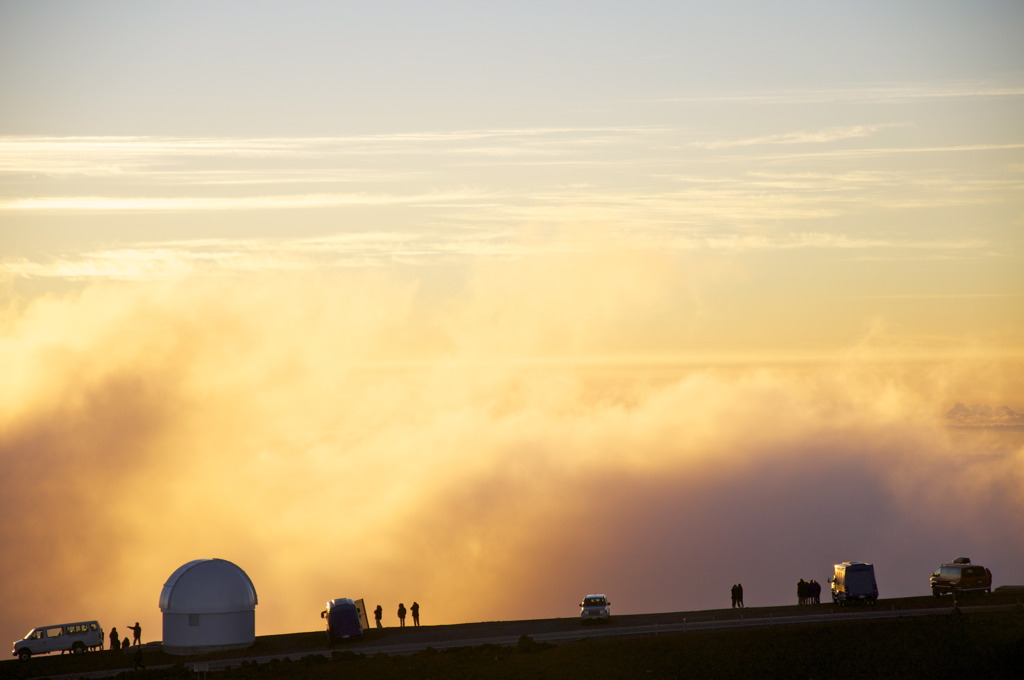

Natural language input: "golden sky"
[1,0,1023,646]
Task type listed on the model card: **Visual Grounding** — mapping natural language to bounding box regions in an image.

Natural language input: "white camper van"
[829,562,878,605]
[12,621,103,661]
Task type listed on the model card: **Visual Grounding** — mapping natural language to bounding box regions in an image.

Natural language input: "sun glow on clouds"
[1,237,1021,645]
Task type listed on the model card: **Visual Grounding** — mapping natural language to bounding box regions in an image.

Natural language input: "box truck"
[829,562,878,605]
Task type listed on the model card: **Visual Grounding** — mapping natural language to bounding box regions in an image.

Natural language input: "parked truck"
[829,561,878,605]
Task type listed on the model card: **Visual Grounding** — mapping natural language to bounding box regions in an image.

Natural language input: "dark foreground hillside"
[3,608,1022,680]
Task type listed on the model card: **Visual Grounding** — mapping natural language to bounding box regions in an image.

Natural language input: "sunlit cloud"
[0,127,665,177]
[1,240,1021,646]
[693,123,911,149]
[0,190,490,212]
[652,84,1024,105]
[0,230,994,283]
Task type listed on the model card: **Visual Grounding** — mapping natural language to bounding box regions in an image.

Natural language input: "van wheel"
[17,648,30,661]
[72,642,85,654]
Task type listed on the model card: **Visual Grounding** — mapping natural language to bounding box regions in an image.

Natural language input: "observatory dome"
[160,558,258,614]
[159,558,258,655]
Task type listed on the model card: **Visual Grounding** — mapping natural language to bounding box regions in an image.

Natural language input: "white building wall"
[162,610,255,654]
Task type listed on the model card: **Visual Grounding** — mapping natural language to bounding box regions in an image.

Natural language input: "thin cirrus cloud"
[0,230,992,283]
[692,123,912,150]
[0,190,489,212]
[0,127,663,176]
[653,84,1024,105]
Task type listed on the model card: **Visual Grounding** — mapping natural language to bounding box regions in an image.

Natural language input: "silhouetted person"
[411,601,420,626]
[736,583,744,608]
[127,622,142,645]
[374,604,383,628]
[810,580,820,604]
[730,584,738,608]
[109,627,119,650]
[398,603,407,627]
[797,579,807,605]
[121,638,130,651]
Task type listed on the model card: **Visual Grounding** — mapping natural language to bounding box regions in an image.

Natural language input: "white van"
[829,562,878,605]
[12,621,103,661]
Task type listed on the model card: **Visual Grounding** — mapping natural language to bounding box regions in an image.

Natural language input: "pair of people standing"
[397,602,420,627]
[730,584,745,608]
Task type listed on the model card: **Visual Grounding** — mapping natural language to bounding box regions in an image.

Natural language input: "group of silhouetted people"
[730,583,745,608]
[107,622,142,651]
[374,602,420,628]
[797,579,821,605]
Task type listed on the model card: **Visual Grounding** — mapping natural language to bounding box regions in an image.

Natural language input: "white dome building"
[159,558,258,655]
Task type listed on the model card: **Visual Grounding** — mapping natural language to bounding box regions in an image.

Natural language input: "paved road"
[21,596,1022,680]
[205,600,1018,667]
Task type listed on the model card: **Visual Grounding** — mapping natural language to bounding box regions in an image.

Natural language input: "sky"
[1,0,1023,647]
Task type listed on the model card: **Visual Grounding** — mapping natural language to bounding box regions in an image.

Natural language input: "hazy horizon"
[2,0,1022,648]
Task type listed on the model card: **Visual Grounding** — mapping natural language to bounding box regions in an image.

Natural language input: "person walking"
[397,603,407,627]
[374,604,383,628]
[126,622,142,645]
[411,601,420,626]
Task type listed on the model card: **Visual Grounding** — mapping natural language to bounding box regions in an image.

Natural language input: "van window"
[45,627,64,638]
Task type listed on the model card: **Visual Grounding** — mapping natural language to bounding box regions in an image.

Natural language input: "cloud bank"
[1,241,1021,647]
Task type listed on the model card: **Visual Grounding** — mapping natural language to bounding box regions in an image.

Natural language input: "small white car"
[579,594,611,623]
[12,621,103,661]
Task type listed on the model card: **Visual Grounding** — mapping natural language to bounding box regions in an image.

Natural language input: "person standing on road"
[374,604,383,628]
[398,603,407,627]
[411,601,420,626]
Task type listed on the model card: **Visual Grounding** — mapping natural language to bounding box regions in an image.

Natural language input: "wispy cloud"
[693,124,911,150]
[0,128,665,177]
[0,229,993,282]
[653,84,1024,106]
[0,189,490,212]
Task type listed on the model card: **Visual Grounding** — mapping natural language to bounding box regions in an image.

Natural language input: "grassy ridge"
[2,608,1022,679]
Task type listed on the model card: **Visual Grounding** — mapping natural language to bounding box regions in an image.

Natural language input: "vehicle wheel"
[17,648,30,661]
[72,642,85,654]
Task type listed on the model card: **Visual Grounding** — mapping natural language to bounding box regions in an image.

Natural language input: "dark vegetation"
[2,607,1022,680]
